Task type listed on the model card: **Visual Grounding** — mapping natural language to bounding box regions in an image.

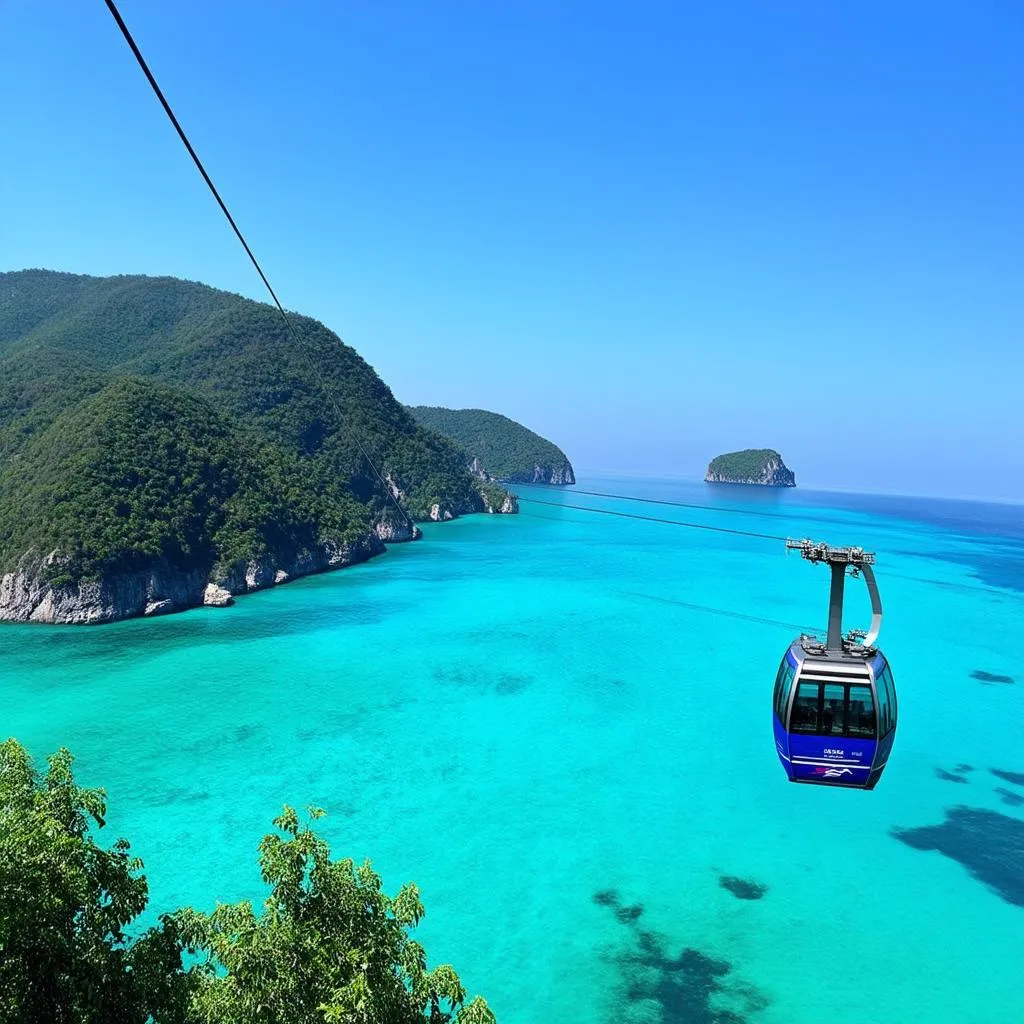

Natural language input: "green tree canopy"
[179,806,494,1024]
[0,271,512,587]
[406,407,574,484]
[0,738,190,1024]
[705,448,795,486]
[0,739,495,1024]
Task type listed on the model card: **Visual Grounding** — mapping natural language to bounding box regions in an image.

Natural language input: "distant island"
[705,449,796,487]
[407,406,575,485]
[0,270,521,624]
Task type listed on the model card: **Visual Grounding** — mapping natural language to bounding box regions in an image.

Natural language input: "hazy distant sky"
[2,2,1022,499]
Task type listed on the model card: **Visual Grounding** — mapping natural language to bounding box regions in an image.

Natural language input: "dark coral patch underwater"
[615,903,645,923]
[995,788,1024,807]
[991,768,1024,787]
[432,663,534,696]
[593,888,768,1023]
[892,806,1024,907]
[494,672,532,696]
[719,875,768,900]
[971,669,1015,684]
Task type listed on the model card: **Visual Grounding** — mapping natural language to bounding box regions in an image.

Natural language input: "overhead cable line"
[514,496,789,542]
[547,486,806,520]
[102,0,415,534]
[515,510,1017,600]
[620,590,820,634]
[518,484,910,535]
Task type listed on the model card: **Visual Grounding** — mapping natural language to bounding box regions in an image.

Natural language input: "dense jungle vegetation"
[0,270,505,581]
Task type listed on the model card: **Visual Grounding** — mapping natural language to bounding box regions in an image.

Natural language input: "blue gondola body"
[773,642,897,790]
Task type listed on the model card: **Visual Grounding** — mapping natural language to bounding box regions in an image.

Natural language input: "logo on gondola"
[813,766,854,779]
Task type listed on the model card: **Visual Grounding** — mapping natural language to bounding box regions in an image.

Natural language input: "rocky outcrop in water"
[705,449,796,487]
[524,462,575,485]
[428,503,455,522]
[480,488,518,514]
[0,534,385,625]
[0,552,208,626]
[374,515,421,542]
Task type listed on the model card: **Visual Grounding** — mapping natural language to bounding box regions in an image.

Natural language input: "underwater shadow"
[140,786,212,808]
[593,889,767,1023]
[432,663,533,697]
[719,876,768,900]
[990,768,1024,788]
[892,806,1024,907]
[996,788,1024,807]
[971,669,1015,684]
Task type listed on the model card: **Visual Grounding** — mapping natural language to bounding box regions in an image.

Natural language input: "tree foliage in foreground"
[0,739,190,1024]
[0,739,494,1024]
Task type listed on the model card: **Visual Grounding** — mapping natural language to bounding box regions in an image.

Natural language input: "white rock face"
[531,462,576,485]
[0,554,207,624]
[203,583,233,607]
[0,532,388,625]
[472,459,574,486]
[479,489,519,514]
[375,518,420,542]
[0,496,525,626]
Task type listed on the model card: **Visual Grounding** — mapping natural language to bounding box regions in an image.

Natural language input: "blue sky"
[2,2,1022,498]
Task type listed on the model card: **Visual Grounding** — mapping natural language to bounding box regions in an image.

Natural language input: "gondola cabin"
[775,539,898,790]
[773,639,897,789]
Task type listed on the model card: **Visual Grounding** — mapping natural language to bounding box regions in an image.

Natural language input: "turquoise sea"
[3,474,1023,1024]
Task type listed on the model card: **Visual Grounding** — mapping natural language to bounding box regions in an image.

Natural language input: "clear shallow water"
[3,474,1023,1024]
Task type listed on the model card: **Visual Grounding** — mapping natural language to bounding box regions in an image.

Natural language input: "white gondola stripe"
[792,758,870,768]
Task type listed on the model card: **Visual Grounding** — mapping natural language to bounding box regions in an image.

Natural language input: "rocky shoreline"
[0,503,515,625]
[0,533,385,625]
[509,463,576,486]
[469,457,575,487]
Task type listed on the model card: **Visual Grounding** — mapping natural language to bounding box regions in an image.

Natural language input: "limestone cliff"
[524,463,575,486]
[0,534,385,625]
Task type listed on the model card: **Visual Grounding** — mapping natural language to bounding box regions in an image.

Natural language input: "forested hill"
[407,406,575,485]
[0,269,513,623]
[704,448,796,487]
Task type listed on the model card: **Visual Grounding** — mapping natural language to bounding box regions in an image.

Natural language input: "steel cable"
[102,0,415,533]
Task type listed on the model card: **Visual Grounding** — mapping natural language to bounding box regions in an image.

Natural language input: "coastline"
[0,506,522,626]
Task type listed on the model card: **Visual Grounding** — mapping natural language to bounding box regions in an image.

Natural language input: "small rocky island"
[705,449,796,487]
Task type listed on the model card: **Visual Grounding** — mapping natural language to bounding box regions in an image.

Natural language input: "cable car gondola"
[773,540,898,790]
